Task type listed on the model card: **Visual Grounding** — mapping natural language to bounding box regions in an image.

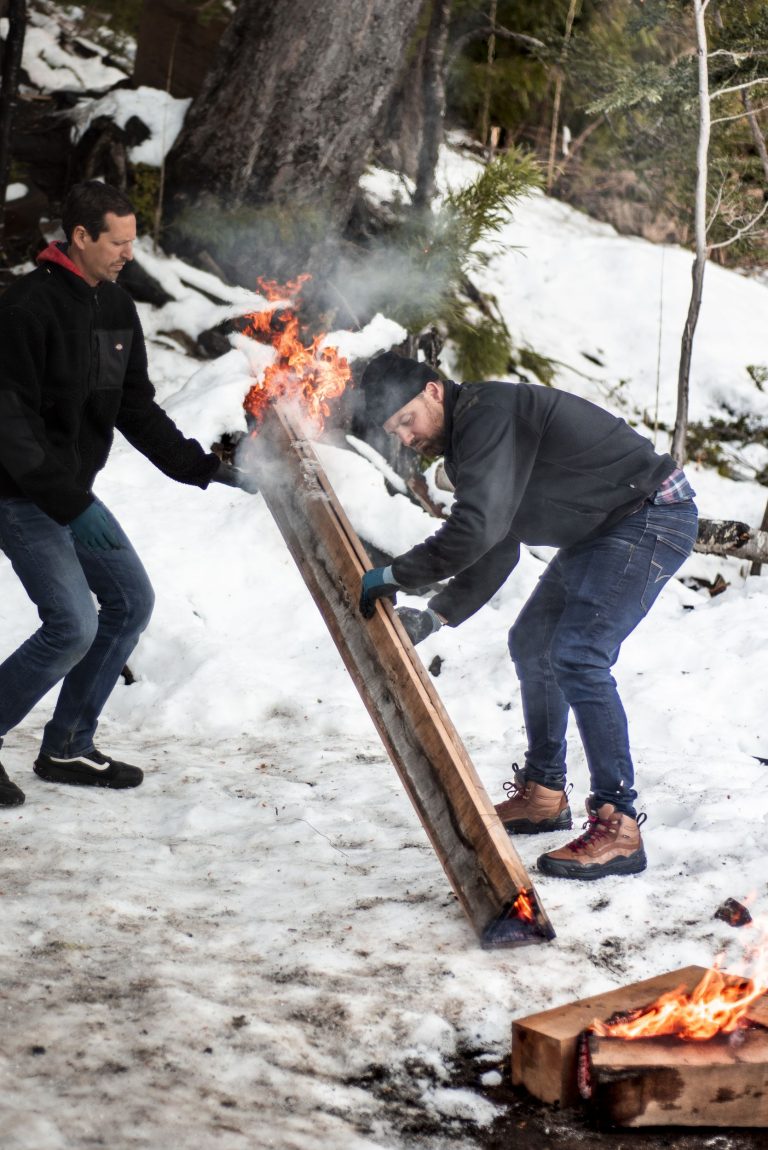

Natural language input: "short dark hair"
[61,180,135,243]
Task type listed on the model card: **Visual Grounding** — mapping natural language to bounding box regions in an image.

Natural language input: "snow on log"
[694,518,768,563]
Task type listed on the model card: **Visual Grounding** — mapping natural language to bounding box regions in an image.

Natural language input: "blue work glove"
[70,503,121,551]
[396,607,443,645]
[209,459,259,495]
[360,565,400,619]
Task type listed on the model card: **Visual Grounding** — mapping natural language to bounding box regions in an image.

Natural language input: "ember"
[512,887,535,923]
[241,275,351,431]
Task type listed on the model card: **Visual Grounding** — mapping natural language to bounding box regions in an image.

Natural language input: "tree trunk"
[165,0,425,281]
[413,0,452,211]
[671,0,710,465]
[0,0,27,256]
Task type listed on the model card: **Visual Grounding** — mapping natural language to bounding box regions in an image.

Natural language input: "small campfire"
[512,923,768,1127]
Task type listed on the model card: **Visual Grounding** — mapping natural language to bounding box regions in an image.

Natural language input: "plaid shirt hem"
[651,467,696,505]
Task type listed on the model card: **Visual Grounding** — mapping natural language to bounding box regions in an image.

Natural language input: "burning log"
[242,402,554,948]
[514,963,768,1126]
[511,966,714,1107]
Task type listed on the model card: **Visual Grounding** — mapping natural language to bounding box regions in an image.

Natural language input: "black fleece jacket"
[391,379,677,626]
[0,245,219,525]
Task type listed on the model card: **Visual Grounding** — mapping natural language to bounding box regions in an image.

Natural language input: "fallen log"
[243,403,554,949]
[694,518,768,563]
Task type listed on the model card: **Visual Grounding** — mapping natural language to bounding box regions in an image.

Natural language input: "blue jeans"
[0,497,154,757]
[508,500,698,816]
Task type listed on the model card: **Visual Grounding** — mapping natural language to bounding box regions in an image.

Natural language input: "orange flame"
[512,888,536,923]
[241,275,351,432]
[592,966,767,1042]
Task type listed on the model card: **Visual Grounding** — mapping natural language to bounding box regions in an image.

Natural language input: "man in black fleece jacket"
[0,181,250,807]
[358,352,698,880]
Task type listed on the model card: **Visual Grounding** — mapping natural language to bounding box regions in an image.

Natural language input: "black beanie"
[359,352,440,427]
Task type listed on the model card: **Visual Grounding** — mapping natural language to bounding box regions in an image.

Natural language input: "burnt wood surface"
[586,1027,768,1127]
[244,404,554,949]
[512,966,710,1108]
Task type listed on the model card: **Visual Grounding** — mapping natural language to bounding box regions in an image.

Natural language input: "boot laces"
[502,764,527,801]
[568,811,612,853]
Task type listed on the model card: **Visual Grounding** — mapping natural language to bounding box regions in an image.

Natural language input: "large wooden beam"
[585,1026,768,1127]
[244,404,554,949]
[512,966,709,1107]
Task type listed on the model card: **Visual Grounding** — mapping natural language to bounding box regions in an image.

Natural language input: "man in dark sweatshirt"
[358,351,697,881]
[0,181,251,807]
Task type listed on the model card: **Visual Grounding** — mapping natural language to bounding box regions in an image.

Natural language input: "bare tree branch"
[709,199,768,249]
[711,76,768,100]
[711,102,768,126]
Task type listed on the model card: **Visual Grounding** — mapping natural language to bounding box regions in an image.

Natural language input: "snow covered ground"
[2,16,768,1149]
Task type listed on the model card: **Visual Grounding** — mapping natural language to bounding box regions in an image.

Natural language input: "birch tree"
[672,0,768,462]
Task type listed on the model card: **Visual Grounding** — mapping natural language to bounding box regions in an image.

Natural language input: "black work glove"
[396,607,443,645]
[210,459,259,495]
[360,566,400,618]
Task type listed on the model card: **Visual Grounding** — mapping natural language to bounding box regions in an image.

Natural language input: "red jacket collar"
[36,241,87,281]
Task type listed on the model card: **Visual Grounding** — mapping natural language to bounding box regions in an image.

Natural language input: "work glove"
[210,459,259,495]
[360,566,400,619]
[70,503,121,551]
[396,606,443,645]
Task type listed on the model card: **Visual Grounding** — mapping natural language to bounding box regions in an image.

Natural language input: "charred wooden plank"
[244,403,554,949]
[585,1027,768,1127]
[511,966,710,1107]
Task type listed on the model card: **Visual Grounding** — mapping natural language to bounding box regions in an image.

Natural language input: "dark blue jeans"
[508,500,698,816]
[0,497,154,757]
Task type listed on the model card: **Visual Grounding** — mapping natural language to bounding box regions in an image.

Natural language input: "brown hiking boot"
[495,765,572,835]
[537,800,647,880]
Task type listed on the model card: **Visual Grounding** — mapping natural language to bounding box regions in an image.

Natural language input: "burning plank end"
[482,889,557,949]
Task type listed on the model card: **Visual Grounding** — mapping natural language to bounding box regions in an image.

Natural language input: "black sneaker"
[0,762,25,807]
[34,749,143,790]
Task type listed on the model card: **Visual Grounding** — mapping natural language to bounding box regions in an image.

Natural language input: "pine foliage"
[363,147,541,379]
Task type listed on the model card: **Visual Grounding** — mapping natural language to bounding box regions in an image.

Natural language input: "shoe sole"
[34,762,143,790]
[501,810,573,835]
[537,847,647,880]
[0,791,26,807]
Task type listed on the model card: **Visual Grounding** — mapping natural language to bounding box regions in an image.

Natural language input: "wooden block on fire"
[511,965,709,1108]
[585,1027,768,1127]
